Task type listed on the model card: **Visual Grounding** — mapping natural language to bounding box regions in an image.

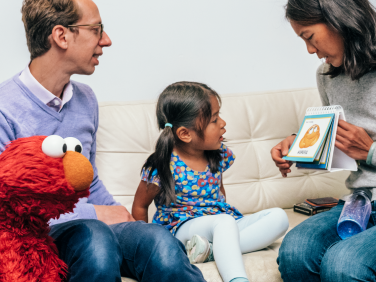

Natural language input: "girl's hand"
[271,135,296,177]
[335,120,373,160]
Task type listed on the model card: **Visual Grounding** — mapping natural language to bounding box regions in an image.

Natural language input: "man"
[0,0,206,281]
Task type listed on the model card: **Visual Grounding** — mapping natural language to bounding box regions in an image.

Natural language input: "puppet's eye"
[309,128,314,134]
[42,135,66,158]
[314,126,318,132]
[64,137,83,154]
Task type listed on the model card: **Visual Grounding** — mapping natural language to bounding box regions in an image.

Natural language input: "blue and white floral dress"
[141,143,243,235]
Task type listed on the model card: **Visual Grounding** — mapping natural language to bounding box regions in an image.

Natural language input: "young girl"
[132,81,289,282]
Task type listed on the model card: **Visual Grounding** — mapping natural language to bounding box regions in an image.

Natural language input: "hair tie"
[165,123,173,129]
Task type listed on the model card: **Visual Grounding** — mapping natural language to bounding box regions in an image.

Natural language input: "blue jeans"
[278,200,376,281]
[49,219,206,282]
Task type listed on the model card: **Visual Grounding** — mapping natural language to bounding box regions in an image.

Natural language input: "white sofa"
[96,87,350,282]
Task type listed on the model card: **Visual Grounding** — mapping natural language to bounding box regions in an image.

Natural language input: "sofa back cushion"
[96,88,350,218]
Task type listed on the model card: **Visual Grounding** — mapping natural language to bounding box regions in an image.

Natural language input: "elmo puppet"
[0,135,93,282]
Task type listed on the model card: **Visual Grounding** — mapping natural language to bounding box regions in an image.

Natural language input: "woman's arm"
[132,181,160,222]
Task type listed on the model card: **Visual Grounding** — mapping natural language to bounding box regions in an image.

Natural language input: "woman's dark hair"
[285,0,376,80]
[142,81,222,206]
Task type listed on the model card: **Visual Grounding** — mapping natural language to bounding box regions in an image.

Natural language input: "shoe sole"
[186,235,210,264]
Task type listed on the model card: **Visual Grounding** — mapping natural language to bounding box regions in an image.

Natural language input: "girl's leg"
[236,208,289,253]
[175,214,247,282]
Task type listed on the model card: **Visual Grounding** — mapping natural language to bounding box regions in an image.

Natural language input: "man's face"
[66,0,112,75]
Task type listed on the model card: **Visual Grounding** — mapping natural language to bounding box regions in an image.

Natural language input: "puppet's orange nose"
[63,151,94,191]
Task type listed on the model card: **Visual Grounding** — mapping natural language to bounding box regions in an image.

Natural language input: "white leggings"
[175,208,289,282]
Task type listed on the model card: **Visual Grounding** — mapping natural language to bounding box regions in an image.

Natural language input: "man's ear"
[176,127,192,144]
[51,25,69,50]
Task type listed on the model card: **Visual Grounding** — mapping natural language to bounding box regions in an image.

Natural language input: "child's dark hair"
[285,0,376,80]
[142,81,222,206]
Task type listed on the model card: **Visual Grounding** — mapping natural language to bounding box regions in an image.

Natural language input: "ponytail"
[142,125,177,206]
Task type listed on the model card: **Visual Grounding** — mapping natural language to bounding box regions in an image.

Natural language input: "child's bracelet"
[366,142,376,165]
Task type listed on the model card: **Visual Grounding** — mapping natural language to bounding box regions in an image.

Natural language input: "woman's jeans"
[49,219,206,282]
[278,200,376,282]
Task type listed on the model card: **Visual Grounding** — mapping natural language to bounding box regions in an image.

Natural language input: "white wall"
[2,0,373,102]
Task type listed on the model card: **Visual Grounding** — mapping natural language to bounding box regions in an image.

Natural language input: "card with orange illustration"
[284,114,334,162]
[283,105,358,172]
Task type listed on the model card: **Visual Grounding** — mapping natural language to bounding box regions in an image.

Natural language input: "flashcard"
[284,114,334,162]
[283,105,358,172]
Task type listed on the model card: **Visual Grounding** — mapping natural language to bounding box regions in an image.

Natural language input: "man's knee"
[131,224,204,281]
[65,220,122,271]
[138,223,186,264]
[140,223,183,252]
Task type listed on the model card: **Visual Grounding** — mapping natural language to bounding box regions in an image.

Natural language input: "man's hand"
[335,120,373,160]
[94,205,135,225]
[271,135,296,177]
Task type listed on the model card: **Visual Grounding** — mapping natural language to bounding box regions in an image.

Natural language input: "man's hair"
[22,0,82,61]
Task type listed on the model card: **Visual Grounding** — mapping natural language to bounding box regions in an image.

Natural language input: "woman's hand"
[271,135,296,177]
[335,120,373,160]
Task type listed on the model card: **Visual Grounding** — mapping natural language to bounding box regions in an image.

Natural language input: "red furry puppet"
[0,135,93,282]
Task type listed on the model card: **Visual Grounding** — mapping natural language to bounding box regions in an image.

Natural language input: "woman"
[271,0,376,281]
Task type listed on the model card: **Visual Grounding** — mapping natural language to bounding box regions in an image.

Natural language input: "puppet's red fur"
[0,136,90,282]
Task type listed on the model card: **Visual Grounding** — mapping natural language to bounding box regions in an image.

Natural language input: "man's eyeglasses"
[67,24,104,39]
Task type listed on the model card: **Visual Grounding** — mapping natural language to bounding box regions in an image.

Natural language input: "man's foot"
[185,234,214,264]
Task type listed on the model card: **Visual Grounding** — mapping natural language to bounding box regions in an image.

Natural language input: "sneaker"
[185,234,214,264]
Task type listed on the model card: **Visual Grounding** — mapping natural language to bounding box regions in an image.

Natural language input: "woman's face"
[290,21,345,67]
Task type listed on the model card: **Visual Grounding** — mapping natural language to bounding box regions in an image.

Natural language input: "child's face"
[192,95,226,150]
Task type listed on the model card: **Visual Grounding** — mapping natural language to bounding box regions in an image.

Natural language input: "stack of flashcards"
[283,106,357,172]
